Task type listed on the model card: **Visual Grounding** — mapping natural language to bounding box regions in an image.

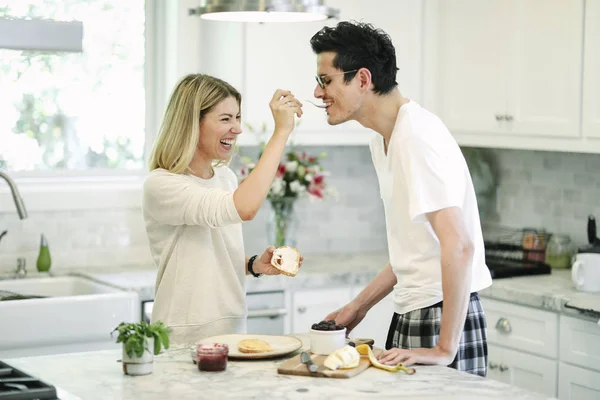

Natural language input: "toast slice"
[238,339,274,354]
[270,246,301,277]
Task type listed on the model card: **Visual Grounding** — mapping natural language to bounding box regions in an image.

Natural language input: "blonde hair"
[148,74,242,173]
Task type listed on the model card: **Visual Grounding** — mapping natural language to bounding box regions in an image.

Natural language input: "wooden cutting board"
[277,348,383,379]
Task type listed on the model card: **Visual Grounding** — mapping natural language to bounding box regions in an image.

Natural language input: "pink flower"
[307,183,324,199]
[276,164,286,178]
[313,174,325,185]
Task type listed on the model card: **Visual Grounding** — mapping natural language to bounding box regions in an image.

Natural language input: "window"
[0,1,146,173]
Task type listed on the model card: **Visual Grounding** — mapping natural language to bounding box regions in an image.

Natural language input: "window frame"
[0,0,166,213]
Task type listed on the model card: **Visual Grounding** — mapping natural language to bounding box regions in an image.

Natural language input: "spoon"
[302,99,327,109]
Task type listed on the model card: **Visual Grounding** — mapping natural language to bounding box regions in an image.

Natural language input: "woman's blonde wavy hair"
[148,74,242,173]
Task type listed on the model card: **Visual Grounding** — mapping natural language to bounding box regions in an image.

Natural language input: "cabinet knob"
[489,362,498,370]
[499,364,509,372]
[297,306,306,314]
[495,317,512,334]
[505,115,513,122]
[495,114,505,121]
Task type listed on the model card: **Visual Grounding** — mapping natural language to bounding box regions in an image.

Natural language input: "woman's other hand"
[253,245,304,276]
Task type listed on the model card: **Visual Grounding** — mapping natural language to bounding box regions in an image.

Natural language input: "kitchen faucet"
[0,168,28,219]
[0,168,28,278]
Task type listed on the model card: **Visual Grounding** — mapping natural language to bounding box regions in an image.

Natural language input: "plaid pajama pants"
[385,292,488,377]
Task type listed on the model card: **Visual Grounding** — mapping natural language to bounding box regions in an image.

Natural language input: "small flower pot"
[122,338,154,376]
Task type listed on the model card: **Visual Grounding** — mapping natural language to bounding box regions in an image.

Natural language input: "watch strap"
[248,255,262,278]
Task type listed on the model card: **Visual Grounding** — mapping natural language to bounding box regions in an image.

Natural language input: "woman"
[143,74,303,346]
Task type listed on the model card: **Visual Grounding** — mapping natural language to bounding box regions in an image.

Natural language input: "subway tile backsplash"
[1,145,599,272]
[482,148,600,246]
[234,146,388,256]
[0,209,152,273]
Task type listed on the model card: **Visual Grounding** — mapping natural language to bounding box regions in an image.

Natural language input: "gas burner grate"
[0,361,58,400]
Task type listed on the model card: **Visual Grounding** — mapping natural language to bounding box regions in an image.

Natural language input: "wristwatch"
[248,255,262,278]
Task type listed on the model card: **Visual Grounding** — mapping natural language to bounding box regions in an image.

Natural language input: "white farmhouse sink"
[0,276,121,297]
[0,275,140,358]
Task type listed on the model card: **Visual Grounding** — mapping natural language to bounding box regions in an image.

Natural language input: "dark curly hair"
[310,21,399,95]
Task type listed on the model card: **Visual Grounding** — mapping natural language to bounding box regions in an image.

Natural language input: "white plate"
[194,334,303,359]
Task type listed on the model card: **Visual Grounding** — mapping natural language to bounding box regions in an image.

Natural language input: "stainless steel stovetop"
[0,361,58,400]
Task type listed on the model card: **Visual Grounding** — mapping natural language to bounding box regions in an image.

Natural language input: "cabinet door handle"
[495,114,505,121]
[247,308,287,319]
[297,306,306,314]
[489,362,498,370]
[495,317,512,334]
[499,364,509,372]
[505,115,513,122]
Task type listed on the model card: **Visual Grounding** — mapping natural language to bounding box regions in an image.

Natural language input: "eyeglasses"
[315,69,359,89]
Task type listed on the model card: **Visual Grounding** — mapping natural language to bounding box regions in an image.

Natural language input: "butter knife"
[300,351,318,373]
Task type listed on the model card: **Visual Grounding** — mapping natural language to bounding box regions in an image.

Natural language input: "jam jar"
[522,229,547,262]
[197,343,228,372]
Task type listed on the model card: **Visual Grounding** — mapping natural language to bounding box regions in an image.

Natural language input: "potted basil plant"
[111,321,170,376]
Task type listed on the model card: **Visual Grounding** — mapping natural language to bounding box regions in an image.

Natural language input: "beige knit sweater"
[142,167,246,346]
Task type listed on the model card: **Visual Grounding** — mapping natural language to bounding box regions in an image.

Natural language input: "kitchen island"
[5,335,551,400]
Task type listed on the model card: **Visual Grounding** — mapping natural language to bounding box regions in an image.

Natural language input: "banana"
[355,344,416,375]
[323,345,361,370]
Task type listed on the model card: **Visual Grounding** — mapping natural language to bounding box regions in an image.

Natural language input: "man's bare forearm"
[352,263,397,312]
[438,243,474,356]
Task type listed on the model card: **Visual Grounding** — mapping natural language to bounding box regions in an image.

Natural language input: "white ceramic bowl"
[309,327,346,355]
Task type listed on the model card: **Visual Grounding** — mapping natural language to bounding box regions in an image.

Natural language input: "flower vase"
[267,198,298,248]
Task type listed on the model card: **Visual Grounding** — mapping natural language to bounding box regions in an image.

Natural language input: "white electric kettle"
[572,253,600,293]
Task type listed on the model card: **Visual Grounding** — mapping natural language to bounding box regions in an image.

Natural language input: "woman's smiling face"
[197,96,242,161]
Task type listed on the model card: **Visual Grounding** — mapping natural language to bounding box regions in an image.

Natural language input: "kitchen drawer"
[558,362,600,400]
[482,298,558,358]
[559,315,600,372]
[488,344,557,397]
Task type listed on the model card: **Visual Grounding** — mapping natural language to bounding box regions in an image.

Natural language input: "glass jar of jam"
[197,343,228,372]
[522,228,547,262]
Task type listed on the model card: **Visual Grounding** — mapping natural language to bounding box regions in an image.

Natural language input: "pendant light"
[189,0,339,23]
[0,18,83,52]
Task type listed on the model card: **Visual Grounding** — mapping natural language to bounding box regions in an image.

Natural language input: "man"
[311,21,492,377]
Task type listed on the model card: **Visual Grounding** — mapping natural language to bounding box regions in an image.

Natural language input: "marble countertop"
[479,270,600,320]
[5,334,550,400]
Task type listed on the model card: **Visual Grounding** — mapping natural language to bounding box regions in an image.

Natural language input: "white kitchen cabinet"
[424,0,585,148]
[559,362,600,400]
[291,287,352,334]
[239,0,424,146]
[349,285,394,349]
[482,296,600,398]
[559,315,600,372]
[482,297,559,358]
[488,344,558,397]
[486,344,509,385]
[424,0,509,136]
[583,0,600,139]
[482,297,559,397]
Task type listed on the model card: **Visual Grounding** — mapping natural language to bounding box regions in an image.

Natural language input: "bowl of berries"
[309,320,346,355]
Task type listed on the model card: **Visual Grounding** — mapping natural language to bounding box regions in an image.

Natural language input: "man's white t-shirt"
[369,101,492,315]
